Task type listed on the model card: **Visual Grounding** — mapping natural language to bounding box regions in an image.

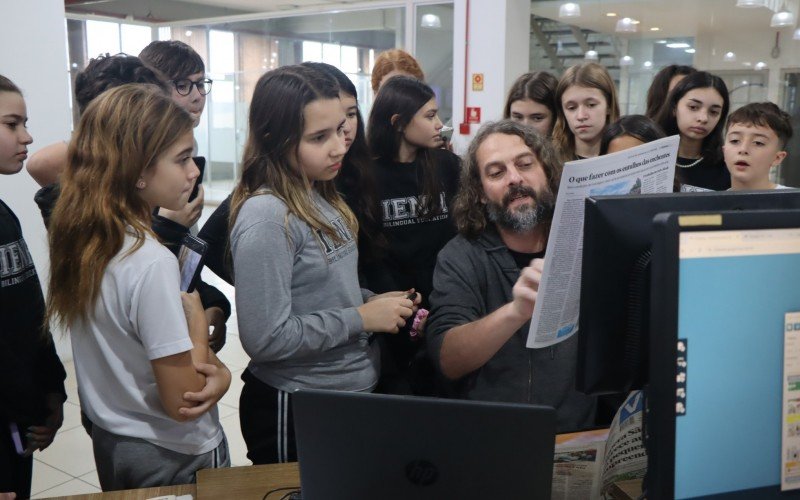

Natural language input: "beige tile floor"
[31,238,251,498]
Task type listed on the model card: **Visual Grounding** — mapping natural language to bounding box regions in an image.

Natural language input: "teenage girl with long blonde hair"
[552,62,620,162]
[47,84,229,490]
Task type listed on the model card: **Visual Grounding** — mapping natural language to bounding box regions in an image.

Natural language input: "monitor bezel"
[646,208,800,499]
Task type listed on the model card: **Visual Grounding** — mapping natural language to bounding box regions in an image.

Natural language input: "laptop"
[293,388,556,500]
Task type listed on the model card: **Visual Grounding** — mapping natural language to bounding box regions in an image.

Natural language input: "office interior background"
[2,0,800,496]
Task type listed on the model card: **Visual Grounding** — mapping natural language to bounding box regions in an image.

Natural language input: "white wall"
[450,0,531,154]
[0,0,73,356]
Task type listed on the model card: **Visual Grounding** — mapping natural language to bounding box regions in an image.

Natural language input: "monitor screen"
[578,190,800,396]
[647,210,800,499]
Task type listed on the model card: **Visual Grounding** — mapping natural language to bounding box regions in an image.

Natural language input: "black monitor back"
[578,190,800,395]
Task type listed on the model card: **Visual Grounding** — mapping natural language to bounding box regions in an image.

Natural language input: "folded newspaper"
[552,390,648,499]
[527,135,679,348]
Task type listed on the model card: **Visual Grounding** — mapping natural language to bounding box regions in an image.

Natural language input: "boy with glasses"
[139,40,212,128]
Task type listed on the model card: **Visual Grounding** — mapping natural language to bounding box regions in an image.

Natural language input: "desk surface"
[45,463,300,500]
[197,462,300,500]
[42,484,196,500]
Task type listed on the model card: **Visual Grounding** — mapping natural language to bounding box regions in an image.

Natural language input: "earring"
[136,180,146,189]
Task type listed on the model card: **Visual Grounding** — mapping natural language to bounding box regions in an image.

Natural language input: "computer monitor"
[646,209,800,499]
[578,190,800,395]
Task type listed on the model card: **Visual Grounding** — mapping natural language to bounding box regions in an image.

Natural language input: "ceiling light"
[685,48,696,54]
[742,80,749,85]
[631,19,640,24]
[620,55,634,66]
[606,12,617,17]
[755,61,768,70]
[615,17,637,33]
[185,30,193,37]
[736,0,765,6]
[666,42,691,48]
[743,61,753,66]
[643,61,653,68]
[724,51,737,62]
[585,50,599,60]
[650,27,661,31]
[656,39,668,44]
[421,13,441,28]
[771,6,795,27]
[559,2,581,18]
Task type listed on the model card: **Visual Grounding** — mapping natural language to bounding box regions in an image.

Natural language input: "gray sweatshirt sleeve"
[232,214,364,364]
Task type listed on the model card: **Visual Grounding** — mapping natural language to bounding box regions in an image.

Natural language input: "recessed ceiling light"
[644,61,653,68]
[685,48,696,53]
[559,2,581,18]
[616,17,637,33]
[666,42,691,48]
[606,12,617,17]
[631,19,640,24]
[656,39,668,44]
[650,27,660,31]
[724,51,737,62]
[755,61,767,70]
[620,55,634,66]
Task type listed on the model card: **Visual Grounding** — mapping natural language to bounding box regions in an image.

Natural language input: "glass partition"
[415,3,455,125]
[529,0,800,186]
[175,6,406,200]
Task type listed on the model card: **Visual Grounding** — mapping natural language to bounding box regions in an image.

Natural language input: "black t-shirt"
[362,148,461,305]
[361,148,461,385]
[508,248,546,269]
[0,199,66,423]
[676,156,731,191]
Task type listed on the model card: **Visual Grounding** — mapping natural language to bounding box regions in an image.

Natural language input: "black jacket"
[426,225,596,432]
[0,199,66,424]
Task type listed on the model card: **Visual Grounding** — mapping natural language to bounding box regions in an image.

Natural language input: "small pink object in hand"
[410,308,429,340]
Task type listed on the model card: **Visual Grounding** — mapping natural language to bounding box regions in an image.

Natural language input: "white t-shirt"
[71,233,222,455]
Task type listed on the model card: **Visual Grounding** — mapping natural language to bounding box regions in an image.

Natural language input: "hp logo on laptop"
[405,460,438,486]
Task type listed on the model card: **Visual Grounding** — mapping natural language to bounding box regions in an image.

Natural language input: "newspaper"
[526,135,679,348]
[601,390,649,496]
[552,428,609,500]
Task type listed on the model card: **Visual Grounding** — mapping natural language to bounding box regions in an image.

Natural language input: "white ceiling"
[177,0,365,10]
[531,0,790,40]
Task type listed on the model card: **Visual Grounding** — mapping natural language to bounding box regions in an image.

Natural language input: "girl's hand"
[159,185,204,228]
[369,289,422,313]
[178,358,231,420]
[205,306,227,353]
[357,296,414,334]
[25,393,64,455]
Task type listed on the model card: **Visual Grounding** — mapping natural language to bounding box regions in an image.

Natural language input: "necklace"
[676,156,704,169]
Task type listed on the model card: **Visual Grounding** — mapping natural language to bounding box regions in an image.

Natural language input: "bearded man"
[426,120,596,432]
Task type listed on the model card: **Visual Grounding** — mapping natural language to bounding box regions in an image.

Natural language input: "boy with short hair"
[139,40,210,128]
[723,102,794,190]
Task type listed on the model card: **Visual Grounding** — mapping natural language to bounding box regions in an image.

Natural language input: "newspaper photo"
[527,135,679,348]
[552,428,609,500]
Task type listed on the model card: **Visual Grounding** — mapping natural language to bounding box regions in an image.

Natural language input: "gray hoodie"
[231,191,378,393]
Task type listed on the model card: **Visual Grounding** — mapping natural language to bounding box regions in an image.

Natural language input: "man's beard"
[485,184,555,233]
